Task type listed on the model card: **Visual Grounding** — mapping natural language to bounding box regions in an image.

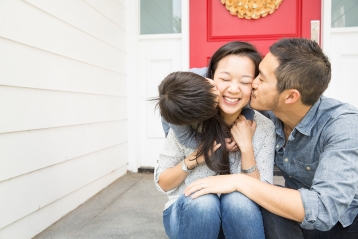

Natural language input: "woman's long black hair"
[195,41,262,175]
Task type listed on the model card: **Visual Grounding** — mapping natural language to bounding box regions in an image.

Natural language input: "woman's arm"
[231,115,261,179]
[155,129,197,192]
[158,150,199,192]
[155,129,221,192]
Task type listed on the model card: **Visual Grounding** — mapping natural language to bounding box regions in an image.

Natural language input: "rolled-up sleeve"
[299,188,320,229]
[298,114,358,230]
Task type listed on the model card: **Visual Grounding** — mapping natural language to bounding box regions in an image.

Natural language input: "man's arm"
[297,113,358,230]
[185,113,358,230]
[184,172,305,222]
[237,174,305,221]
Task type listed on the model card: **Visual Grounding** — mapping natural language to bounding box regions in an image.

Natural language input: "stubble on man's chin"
[249,95,279,111]
[263,94,280,111]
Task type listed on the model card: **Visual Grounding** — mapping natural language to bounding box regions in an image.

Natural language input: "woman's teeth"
[224,97,239,102]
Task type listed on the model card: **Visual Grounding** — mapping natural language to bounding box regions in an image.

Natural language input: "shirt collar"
[295,96,323,136]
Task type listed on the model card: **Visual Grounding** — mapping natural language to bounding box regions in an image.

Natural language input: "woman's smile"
[223,96,241,104]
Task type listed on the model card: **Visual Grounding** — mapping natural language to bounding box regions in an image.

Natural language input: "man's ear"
[284,89,300,104]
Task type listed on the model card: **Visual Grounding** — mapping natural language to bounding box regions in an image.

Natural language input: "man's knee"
[261,207,304,239]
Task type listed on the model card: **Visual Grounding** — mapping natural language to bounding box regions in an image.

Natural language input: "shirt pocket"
[292,160,319,188]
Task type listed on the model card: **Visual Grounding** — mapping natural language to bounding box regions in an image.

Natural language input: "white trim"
[139,34,182,40]
[126,0,139,172]
[181,0,190,70]
[331,27,358,33]
[321,0,331,53]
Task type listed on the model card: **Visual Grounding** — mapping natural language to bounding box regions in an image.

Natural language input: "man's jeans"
[163,192,265,239]
[261,207,358,239]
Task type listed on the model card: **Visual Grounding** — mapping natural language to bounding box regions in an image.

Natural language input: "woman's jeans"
[163,192,265,239]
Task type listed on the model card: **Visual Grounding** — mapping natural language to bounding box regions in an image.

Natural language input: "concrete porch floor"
[33,173,285,239]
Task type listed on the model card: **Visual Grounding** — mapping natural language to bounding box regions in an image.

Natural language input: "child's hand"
[225,138,239,152]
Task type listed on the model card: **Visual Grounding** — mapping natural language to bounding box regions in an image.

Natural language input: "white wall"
[0,0,128,238]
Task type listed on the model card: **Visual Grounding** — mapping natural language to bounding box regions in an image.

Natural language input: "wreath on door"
[221,0,284,20]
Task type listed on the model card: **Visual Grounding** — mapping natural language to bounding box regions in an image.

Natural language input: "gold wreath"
[221,0,284,20]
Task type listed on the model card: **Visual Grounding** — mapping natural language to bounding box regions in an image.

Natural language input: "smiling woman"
[154,41,276,239]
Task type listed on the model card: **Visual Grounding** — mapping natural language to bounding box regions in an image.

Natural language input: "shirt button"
[284,158,288,162]
[306,166,311,171]
[276,144,279,149]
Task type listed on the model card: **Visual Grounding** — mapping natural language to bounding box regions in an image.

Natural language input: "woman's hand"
[184,175,241,198]
[190,142,222,165]
[231,115,256,151]
[231,115,260,180]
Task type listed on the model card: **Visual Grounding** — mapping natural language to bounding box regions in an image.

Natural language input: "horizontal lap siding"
[0,86,126,133]
[0,0,127,237]
[0,37,125,96]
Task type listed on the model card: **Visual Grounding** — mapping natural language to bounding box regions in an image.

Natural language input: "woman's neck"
[220,110,241,126]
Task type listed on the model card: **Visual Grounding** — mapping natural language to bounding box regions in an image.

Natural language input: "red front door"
[190,0,321,67]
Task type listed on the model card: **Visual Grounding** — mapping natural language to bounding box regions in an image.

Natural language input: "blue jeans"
[261,207,358,239]
[163,192,265,239]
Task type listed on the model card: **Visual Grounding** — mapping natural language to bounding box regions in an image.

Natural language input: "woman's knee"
[184,193,221,215]
[220,193,265,238]
[163,194,221,238]
[221,192,261,216]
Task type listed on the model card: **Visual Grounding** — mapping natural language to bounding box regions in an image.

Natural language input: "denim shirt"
[263,96,358,231]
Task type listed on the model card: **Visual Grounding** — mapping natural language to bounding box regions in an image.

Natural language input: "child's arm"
[161,117,200,148]
[165,108,255,150]
[169,123,199,149]
[161,117,170,137]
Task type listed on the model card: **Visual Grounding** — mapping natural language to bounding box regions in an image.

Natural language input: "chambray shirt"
[263,96,358,231]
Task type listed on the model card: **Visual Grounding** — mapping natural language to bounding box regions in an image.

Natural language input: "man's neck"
[274,103,312,137]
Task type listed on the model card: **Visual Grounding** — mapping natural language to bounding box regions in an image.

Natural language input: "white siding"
[0,0,127,238]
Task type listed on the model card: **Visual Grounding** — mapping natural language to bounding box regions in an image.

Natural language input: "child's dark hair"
[153,71,218,125]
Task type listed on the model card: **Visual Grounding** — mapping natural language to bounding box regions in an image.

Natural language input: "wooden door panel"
[190,0,321,67]
[210,0,297,37]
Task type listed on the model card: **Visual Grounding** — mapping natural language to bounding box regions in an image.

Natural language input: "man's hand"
[184,174,240,198]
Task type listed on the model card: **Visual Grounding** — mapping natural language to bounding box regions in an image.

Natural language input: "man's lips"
[251,91,256,98]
